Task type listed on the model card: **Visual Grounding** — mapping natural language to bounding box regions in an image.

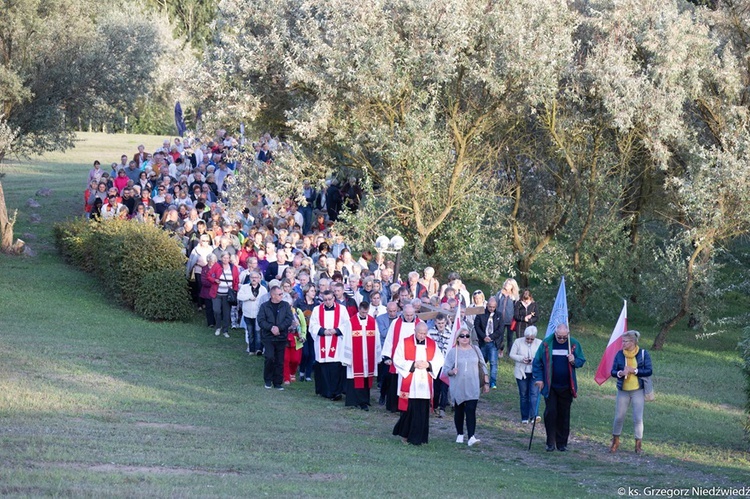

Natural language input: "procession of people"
[83,135,653,452]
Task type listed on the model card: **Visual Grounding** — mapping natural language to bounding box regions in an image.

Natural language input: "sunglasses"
[457,334,470,339]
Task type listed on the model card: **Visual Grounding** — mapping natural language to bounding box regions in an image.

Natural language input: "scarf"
[398,336,436,412]
[623,346,640,391]
[319,304,341,360]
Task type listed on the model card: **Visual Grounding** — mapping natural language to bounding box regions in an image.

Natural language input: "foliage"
[144,0,217,50]
[198,0,578,255]
[198,0,750,348]
[741,327,750,435]
[54,218,193,321]
[0,0,177,158]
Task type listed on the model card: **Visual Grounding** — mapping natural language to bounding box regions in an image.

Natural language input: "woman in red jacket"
[206,251,240,338]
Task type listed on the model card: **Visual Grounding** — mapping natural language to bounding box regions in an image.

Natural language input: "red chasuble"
[351,314,377,389]
[398,336,436,412]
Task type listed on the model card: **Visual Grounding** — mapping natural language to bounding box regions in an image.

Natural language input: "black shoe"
[557,445,567,452]
[331,394,342,401]
[546,445,555,452]
[378,397,386,406]
[360,404,369,411]
[255,350,263,356]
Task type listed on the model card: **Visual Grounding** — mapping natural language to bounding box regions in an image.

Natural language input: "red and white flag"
[594,300,627,385]
[439,308,463,385]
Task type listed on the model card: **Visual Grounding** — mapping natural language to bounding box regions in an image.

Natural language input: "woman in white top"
[509,326,542,423]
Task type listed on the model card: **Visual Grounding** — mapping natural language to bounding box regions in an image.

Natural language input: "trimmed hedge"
[54,218,193,321]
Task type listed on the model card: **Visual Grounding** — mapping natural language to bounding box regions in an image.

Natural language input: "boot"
[635,439,642,454]
[609,435,620,453]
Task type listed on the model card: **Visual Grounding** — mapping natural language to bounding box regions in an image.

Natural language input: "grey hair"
[623,330,641,343]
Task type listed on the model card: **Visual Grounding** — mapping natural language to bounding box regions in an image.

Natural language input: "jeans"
[212,294,231,334]
[516,375,540,421]
[244,317,260,352]
[613,388,645,439]
[481,342,498,387]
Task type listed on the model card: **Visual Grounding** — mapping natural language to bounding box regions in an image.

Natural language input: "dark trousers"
[300,332,315,378]
[454,399,478,438]
[544,386,573,448]
[204,297,215,326]
[503,324,516,353]
[432,375,449,411]
[212,294,230,334]
[263,339,286,388]
[190,276,201,303]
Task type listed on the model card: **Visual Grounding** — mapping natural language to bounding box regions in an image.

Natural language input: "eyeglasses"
[457,334,470,339]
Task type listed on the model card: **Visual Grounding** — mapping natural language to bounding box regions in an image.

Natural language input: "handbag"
[510,318,517,332]
[227,287,238,306]
[641,349,655,402]
[474,347,487,388]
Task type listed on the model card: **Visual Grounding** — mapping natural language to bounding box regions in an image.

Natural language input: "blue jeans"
[516,375,540,421]
[244,317,260,352]
[481,342,498,388]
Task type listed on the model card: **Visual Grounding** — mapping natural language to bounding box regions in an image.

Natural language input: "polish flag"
[594,300,627,385]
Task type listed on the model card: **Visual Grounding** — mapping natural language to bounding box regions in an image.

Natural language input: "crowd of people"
[82,134,654,452]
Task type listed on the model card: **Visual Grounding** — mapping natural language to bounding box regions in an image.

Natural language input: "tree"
[198,0,578,256]
[0,0,178,251]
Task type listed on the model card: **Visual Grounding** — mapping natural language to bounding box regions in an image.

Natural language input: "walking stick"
[528,391,542,451]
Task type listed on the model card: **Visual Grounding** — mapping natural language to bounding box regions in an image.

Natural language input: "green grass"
[0,133,748,497]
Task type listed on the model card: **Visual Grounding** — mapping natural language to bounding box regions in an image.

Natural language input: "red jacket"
[205,262,240,299]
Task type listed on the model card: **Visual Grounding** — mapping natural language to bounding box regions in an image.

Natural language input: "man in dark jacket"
[257,286,294,390]
[473,297,504,389]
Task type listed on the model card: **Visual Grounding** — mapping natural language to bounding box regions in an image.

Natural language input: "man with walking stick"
[532,324,585,452]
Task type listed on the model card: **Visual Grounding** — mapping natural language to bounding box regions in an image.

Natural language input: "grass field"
[0,133,748,497]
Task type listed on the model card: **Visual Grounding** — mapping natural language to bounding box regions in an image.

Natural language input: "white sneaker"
[223,332,230,338]
[468,436,480,446]
[456,434,464,443]
[521,420,529,424]
[214,328,221,336]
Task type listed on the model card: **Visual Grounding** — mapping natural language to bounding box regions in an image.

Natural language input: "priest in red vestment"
[343,301,382,411]
[382,304,420,413]
[309,289,351,400]
[392,322,444,445]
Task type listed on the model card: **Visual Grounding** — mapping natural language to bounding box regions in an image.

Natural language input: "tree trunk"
[0,180,17,253]
[651,244,705,350]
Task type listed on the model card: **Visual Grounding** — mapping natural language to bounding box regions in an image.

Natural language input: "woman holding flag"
[609,330,652,454]
[443,326,489,446]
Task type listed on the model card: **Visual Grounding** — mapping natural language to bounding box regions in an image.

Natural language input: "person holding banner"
[392,322,444,445]
[533,323,586,452]
[610,330,652,454]
[443,326,489,446]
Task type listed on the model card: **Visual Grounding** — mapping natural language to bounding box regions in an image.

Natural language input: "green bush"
[53,218,97,272]
[54,218,193,321]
